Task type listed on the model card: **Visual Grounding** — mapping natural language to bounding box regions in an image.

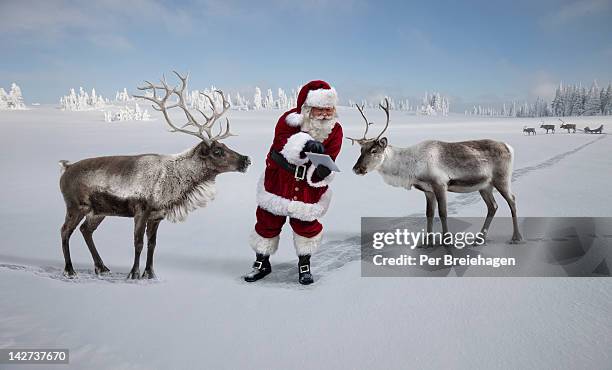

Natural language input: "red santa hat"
[286,80,338,127]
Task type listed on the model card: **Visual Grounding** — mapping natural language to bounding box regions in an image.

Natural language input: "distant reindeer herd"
[523,119,604,136]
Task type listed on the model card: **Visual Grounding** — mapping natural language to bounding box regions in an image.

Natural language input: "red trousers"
[254,207,322,239]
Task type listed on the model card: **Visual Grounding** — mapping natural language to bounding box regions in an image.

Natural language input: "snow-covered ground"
[1,106,611,369]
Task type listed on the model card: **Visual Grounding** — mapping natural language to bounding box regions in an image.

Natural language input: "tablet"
[305,152,341,172]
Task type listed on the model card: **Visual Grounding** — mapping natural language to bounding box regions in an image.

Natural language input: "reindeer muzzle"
[239,156,251,173]
[353,165,367,175]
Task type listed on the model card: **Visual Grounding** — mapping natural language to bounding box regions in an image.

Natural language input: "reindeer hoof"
[95,265,111,275]
[127,270,140,280]
[142,270,156,279]
[509,235,524,244]
[63,268,77,278]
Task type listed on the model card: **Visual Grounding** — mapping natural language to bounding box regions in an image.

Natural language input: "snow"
[1,106,611,369]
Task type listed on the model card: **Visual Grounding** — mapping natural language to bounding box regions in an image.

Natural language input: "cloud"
[540,0,612,28]
[89,34,134,51]
[0,0,194,46]
[0,1,89,36]
[528,71,558,101]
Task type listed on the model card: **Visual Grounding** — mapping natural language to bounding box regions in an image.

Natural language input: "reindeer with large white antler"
[58,71,251,279]
[348,98,522,244]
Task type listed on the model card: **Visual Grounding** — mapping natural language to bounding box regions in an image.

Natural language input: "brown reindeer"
[559,119,576,133]
[348,99,522,244]
[523,126,536,135]
[540,122,555,134]
[59,72,250,279]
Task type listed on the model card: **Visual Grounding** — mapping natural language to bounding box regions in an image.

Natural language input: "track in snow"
[0,135,607,288]
[0,263,162,284]
[443,134,607,215]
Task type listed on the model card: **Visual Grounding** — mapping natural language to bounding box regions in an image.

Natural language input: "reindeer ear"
[378,137,388,148]
[199,141,211,155]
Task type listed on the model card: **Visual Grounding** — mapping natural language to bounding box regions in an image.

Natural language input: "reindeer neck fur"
[376,144,425,190]
[155,146,217,223]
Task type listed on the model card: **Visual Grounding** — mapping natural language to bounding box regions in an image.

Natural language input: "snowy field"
[1,105,611,369]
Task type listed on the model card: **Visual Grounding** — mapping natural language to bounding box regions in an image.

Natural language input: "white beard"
[300,106,336,142]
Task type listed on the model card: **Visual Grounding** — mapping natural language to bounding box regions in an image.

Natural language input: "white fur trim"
[293,231,323,256]
[305,87,337,108]
[285,112,303,127]
[279,132,313,165]
[306,165,335,188]
[249,230,280,255]
[255,174,332,222]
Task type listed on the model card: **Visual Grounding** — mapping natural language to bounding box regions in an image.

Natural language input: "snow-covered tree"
[277,88,289,109]
[551,83,564,116]
[60,87,107,111]
[104,103,151,122]
[417,91,449,116]
[0,88,8,110]
[602,83,612,115]
[290,87,299,108]
[0,83,27,110]
[571,86,586,116]
[253,87,262,110]
[9,83,25,109]
[583,81,601,115]
[186,86,226,112]
[232,92,249,111]
[115,88,133,103]
[264,89,274,109]
[544,81,612,117]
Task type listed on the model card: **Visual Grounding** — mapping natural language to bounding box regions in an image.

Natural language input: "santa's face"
[310,106,336,120]
[301,106,337,141]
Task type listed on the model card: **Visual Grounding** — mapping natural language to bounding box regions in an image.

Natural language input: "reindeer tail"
[58,160,71,174]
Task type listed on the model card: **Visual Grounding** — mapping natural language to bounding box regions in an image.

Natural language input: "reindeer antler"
[133,71,235,144]
[375,98,390,140]
[346,103,373,145]
[346,97,391,145]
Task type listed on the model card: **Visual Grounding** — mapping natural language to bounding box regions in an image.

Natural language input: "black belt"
[269,150,308,180]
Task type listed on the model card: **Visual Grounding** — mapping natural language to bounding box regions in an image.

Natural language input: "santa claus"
[244,80,343,285]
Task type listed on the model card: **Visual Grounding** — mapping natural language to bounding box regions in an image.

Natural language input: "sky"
[1,0,611,111]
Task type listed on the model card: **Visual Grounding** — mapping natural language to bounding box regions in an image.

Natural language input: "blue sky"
[1,0,611,111]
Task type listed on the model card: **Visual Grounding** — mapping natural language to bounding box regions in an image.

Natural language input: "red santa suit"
[250,81,343,256]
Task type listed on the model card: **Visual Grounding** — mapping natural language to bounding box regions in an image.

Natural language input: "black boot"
[244,253,271,282]
[298,255,314,285]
